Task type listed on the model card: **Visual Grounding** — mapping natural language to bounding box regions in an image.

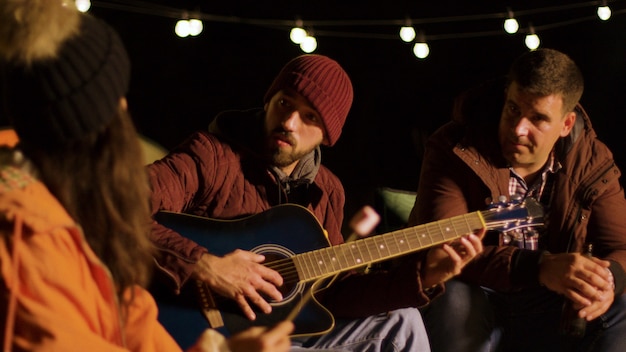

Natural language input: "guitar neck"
[292,211,485,281]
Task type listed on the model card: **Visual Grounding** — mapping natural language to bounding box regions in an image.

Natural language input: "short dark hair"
[506,48,584,113]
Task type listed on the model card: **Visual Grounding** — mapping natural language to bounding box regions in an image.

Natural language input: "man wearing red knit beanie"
[147,54,482,351]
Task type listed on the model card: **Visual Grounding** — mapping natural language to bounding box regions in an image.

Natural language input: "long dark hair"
[21,106,154,305]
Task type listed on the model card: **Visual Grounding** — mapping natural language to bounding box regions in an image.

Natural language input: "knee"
[386,308,430,349]
[387,307,425,327]
[386,308,427,333]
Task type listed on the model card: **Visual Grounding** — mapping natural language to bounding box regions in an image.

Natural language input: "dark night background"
[89,0,626,220]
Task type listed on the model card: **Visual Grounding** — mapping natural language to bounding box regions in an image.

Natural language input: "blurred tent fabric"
[0,127,167,164]
[140,134,168,164]
[374,186,417,234]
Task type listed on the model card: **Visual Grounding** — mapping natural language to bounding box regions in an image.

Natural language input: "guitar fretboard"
[292,211,484,281]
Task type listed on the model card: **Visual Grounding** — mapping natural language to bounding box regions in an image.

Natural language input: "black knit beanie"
[0,13,130,148]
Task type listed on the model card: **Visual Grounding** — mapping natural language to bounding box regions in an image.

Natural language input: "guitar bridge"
[196,280,224,328]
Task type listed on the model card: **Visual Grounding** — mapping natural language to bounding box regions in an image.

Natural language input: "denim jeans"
[291,307,431,352]
[420,279,626,352]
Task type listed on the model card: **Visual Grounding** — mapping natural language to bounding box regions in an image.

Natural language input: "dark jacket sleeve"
[147,131,218,291]
[408,122,524,292]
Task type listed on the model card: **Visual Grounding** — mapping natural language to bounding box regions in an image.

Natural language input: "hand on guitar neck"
[420,229,486,289]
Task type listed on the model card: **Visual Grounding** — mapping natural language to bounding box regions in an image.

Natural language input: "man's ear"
[560,111,576,137]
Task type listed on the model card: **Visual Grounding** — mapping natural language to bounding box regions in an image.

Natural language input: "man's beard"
[265,131,315,168]
[268,145,311,168]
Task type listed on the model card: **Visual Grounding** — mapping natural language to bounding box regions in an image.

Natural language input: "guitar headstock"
[482,197,544,232]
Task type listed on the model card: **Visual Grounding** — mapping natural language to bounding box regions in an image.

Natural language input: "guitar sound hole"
[265,254,297,300]
[253,245,304,306]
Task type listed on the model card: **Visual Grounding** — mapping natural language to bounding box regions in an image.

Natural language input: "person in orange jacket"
[0,1,292,351]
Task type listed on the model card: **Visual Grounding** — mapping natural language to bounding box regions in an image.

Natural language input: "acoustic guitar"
[151,198,543,348]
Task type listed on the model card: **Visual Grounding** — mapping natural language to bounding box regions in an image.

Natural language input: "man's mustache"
[270,129,296,145]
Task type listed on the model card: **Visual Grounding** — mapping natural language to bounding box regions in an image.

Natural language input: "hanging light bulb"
[300,35,317,53]
[524,24,540,50]
[290,27,307,44]
[503,8,519,34]
[175,19,191,37]
[413,43,429,59]
[188,18,203,36]
[413,31,429,59]
[75,0,91,12]
[290,18,307,44]
[399,18,416,42]
[525,34,540,50]
[400,26,416,42]
[597,1,612,21]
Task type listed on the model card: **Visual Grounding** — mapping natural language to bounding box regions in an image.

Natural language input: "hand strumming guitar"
[192,250,284,321]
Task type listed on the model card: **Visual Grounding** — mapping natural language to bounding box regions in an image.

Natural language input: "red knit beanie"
[264,55,353,146]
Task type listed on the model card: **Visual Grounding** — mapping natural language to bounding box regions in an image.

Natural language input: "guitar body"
[150,204,335,348]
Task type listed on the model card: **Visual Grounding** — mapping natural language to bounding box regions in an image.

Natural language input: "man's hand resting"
[192,250,284,321]
[539,252,614,320]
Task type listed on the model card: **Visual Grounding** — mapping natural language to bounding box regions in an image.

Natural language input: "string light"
[524,24,540,50]
[90,0,626,57]
[75,0,91,12]
[503,8,519,34]
[413,32,429,59]
[300,31,317,53]
[174,20,190,37]
[188,19,203,36]
[399,18,416,42]
[597,1,612,20]
[174,12,203,37]
[290,18,307,44]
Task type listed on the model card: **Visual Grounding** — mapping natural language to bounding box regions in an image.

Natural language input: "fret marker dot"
[446,227,451,232]
[379,245,385,249]
[318,260,324,265]
[356,258,362,263]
